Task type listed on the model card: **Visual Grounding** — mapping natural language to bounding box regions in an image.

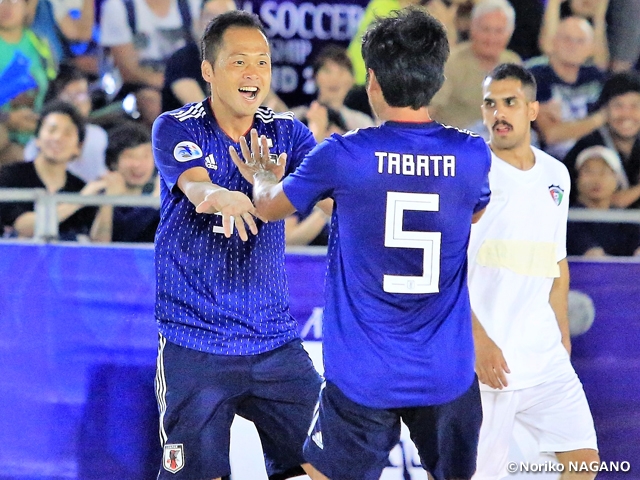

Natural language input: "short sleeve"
[282,136,338,216]
[99,0,133,47]
[152,113,206,191]
[285,117,316,174]
[475,142,492,213]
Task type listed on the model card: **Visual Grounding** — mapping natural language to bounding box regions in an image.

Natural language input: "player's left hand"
[229,128,287,185]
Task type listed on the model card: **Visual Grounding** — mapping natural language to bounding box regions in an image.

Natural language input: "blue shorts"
[304,378,482,480]
[155,336,322,479]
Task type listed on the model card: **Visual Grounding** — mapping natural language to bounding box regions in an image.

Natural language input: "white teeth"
[239,87,258,92]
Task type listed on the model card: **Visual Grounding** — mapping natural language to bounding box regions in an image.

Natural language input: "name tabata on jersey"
[376,152,456,177]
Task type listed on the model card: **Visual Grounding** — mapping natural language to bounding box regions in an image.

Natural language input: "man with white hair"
[430,0,521,130]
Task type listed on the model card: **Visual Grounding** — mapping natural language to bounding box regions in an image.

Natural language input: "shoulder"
[533,146,570,177]
[0,161,35,182]
[255,106,296,125]
[65,171,86,191]
[501,49,522,64]
[156,102,206,130]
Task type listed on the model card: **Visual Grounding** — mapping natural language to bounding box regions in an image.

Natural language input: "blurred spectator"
[567,145,640,256]
[285,199,333,247]
[506,0,544,60]
[28,0,95,67]
[607,0,640,72]
[161,0,235,112]
[99,0,201,125]
[540,0,609,69]
[528,16,605,160]
[24,63,107,182]
[0,101,102,239]
[292,44,374,139]
[430,0,521,129]
[564,71,640,207]
[0,0,57,165]
[90,122,159,243]
[302,102,349,143]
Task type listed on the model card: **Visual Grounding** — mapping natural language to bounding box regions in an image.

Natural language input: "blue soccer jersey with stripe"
[152,100,316,355]
[283,121,491,408]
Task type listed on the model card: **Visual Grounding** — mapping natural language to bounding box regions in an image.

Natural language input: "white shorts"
[473,367,598,480]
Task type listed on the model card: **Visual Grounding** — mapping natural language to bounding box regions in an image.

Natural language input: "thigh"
[518,368,598,454]
[303,381,401,480]
[238,340,322,479]
[156,336,251,479]
[472,388,519,480]
[402,377,483,480]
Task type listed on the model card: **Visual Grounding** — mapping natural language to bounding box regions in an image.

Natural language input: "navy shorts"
[155,336,322,479]
[304,378,482,480]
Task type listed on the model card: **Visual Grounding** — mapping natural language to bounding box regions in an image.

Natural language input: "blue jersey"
[283,122,491,408]
[153,100,316,355]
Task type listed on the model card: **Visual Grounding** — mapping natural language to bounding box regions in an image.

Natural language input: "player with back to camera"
[230,7,492,480]
[151,10,323,480]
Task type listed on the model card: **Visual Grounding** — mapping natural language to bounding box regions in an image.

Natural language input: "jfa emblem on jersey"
[163,443,185,473]
[173,141,203,162]
[549,185,564,206]
[205,154,217,170]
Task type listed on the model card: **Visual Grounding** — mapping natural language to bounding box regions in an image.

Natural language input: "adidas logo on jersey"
[311,431,323,449]
[205,154,217,170]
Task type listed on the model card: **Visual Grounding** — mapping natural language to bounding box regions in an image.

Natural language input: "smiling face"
[315,60,354,109]
[482,77,538,151]
[606,91,640,141]
[35,112,81,164]
[115,142,155,189]
[202,26,271,121]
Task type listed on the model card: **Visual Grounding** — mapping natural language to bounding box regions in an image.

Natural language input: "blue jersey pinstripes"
[152,100,316,355]
[283,121,491,408]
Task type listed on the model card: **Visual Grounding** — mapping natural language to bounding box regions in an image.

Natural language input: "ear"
[366,68,380,94]
[529,100,540,122]
[201,60,214,83]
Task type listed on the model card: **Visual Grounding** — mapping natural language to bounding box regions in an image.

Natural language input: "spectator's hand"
[81,178,108,195]
[7,108,39,132]
[229,128,286,185]
[196,189,262,241]
[103,171,127,195]
[583,246,606,257]
[544,98,564,123]
[474,330,510,389]
[306,101,329,141]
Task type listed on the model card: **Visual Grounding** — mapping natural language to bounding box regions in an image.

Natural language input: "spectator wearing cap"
[567,145,640,256]
[564,70,640,207]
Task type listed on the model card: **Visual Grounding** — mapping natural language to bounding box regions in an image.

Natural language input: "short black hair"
[106,122,151,170]
[36,100,86,143]
[361,7,449,109]
[201,10,267,64]
[485,63,537,101]
[598,70,640,108]
[312,44,353,77]
[43,62,87,104]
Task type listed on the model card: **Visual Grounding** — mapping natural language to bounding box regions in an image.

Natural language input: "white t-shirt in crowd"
[99,0,200,65]
[24,123,108,183]
[468,146,573,392]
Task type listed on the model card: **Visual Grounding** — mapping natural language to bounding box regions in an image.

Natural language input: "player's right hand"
[196,189,262,241]
[474,333,511,390]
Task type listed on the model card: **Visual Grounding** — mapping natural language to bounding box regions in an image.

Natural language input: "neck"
[490,139,535,171]
[0,27,24,44]
[210,98,254,142]
[377,105,432,124]
[609,127,636,157]
[577,194,611,209]
[33,155,69,192]
[549,57,580,83]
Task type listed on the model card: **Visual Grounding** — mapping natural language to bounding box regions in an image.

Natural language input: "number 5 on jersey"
[384,192,441,294]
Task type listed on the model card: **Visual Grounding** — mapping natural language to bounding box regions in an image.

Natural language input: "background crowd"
[1,0,639,256]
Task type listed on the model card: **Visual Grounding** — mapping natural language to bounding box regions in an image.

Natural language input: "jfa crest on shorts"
[163,443,185,473]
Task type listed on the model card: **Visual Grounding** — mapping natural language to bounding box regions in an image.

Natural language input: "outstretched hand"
[195,189,264,241]
[229,128,287,185]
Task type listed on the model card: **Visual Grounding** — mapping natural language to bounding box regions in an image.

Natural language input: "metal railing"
[0,188,159,241]
[1,188,639,242]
